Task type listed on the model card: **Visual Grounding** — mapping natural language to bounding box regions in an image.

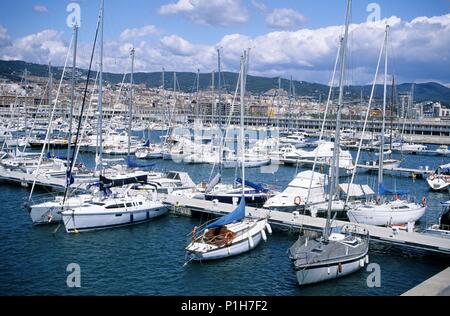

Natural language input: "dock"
[356,164,433,179]
[0,167,93,191]
[402,266,450,296]
[163,194,450,255]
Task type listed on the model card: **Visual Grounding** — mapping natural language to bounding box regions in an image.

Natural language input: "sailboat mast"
[240,52,246,195]
[378,25,389,194]
[98,0,104,176]
[67,25,78,181]
[218,49,223,175]
[335,0,351,190]
[390,76,395,153]
[325,0,351,240]
[127,48,135,159]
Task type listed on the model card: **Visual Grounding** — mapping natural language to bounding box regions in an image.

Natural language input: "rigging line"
[73,68,100,170]
[28,35,74,202]
[304,38,341,207]
[62,7,102,206]
[19,79,49,154]
[344,26,386,207]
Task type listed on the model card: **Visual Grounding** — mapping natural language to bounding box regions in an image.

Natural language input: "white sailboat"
[426,163,450,191]
[61,7,167,233]
[288,0,369,286]
[347,25,426,228]
[185,51,271,261]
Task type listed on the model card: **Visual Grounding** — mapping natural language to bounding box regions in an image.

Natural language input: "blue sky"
[0,0,449,84]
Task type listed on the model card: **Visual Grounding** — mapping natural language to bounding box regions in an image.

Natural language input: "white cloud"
[250,0,267,12]
[158,0,248,26]
[0,30,68,65]
[160,35,198,56]
[33,5,48,13]
[120,25,157,40]
[265,8,306,29]
[1,14,449,85]
[0,25,11,47]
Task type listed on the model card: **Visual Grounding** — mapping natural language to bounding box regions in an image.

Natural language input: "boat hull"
[347,205,426,226]
[187,225,265,261]
[296,253,368,286]
[62,206,168,233]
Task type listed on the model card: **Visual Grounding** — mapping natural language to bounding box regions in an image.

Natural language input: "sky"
[0,0,449,85]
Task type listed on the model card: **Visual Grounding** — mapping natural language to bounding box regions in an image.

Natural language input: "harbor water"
[0,132,449,296]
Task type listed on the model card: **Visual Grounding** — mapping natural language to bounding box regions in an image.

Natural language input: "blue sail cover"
[206,198,246,229]
[379,183,409,196]
[127,157,155,169]
[235,178,270,193]
[144,139,151,147]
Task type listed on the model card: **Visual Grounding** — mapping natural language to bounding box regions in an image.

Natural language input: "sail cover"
[379,183,408,196]
[235,178,270,193]
[206,198,246,229]
[100,174,147,189]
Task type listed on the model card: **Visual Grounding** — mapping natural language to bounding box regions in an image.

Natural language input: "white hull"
[347,203,426,226]
[296,254,368,286]
[188,231,263,261]
[62,203,168,233]
[427,177,450,191]
[186,220,268,261]
[222,159,271,169]
[29,195,93,225]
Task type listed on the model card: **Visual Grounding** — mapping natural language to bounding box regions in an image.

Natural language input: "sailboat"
[288,0,369,286]
[347,25,426,228]
[366,78,401,170]
[185,51,271,261]
[203,49,275,206]
[61,3,167,233]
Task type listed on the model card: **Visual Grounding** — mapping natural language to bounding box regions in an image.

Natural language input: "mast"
[162,67,165,91]
[67,25,78,182]
[46,62,54,140]
[390,76,395,154]
[127,48,135,160]
[217,49,223,175]
[324,0,351,241]
[211,71,215,124]
[240,52,246,195]
[98,0,104,176]
[196,68,200,118]
[24,68,28,134]
[378,25,389,195]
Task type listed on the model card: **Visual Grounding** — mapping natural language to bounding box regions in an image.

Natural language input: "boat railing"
[341,224,370,238]
[25,192,60,207]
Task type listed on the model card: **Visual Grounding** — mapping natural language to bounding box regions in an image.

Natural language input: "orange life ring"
[47,212,53,223]
[224,232,233,245]
[428,175,435,181]
[294,196,302,206]
[421,196,427,207]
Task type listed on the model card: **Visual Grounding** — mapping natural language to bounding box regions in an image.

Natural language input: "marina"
[0,0,449,298]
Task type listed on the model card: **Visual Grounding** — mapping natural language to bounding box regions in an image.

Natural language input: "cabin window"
[106,204,125,209]
[126,203,133,207]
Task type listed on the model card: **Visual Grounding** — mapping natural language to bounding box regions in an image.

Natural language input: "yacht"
[426,163,450,191]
